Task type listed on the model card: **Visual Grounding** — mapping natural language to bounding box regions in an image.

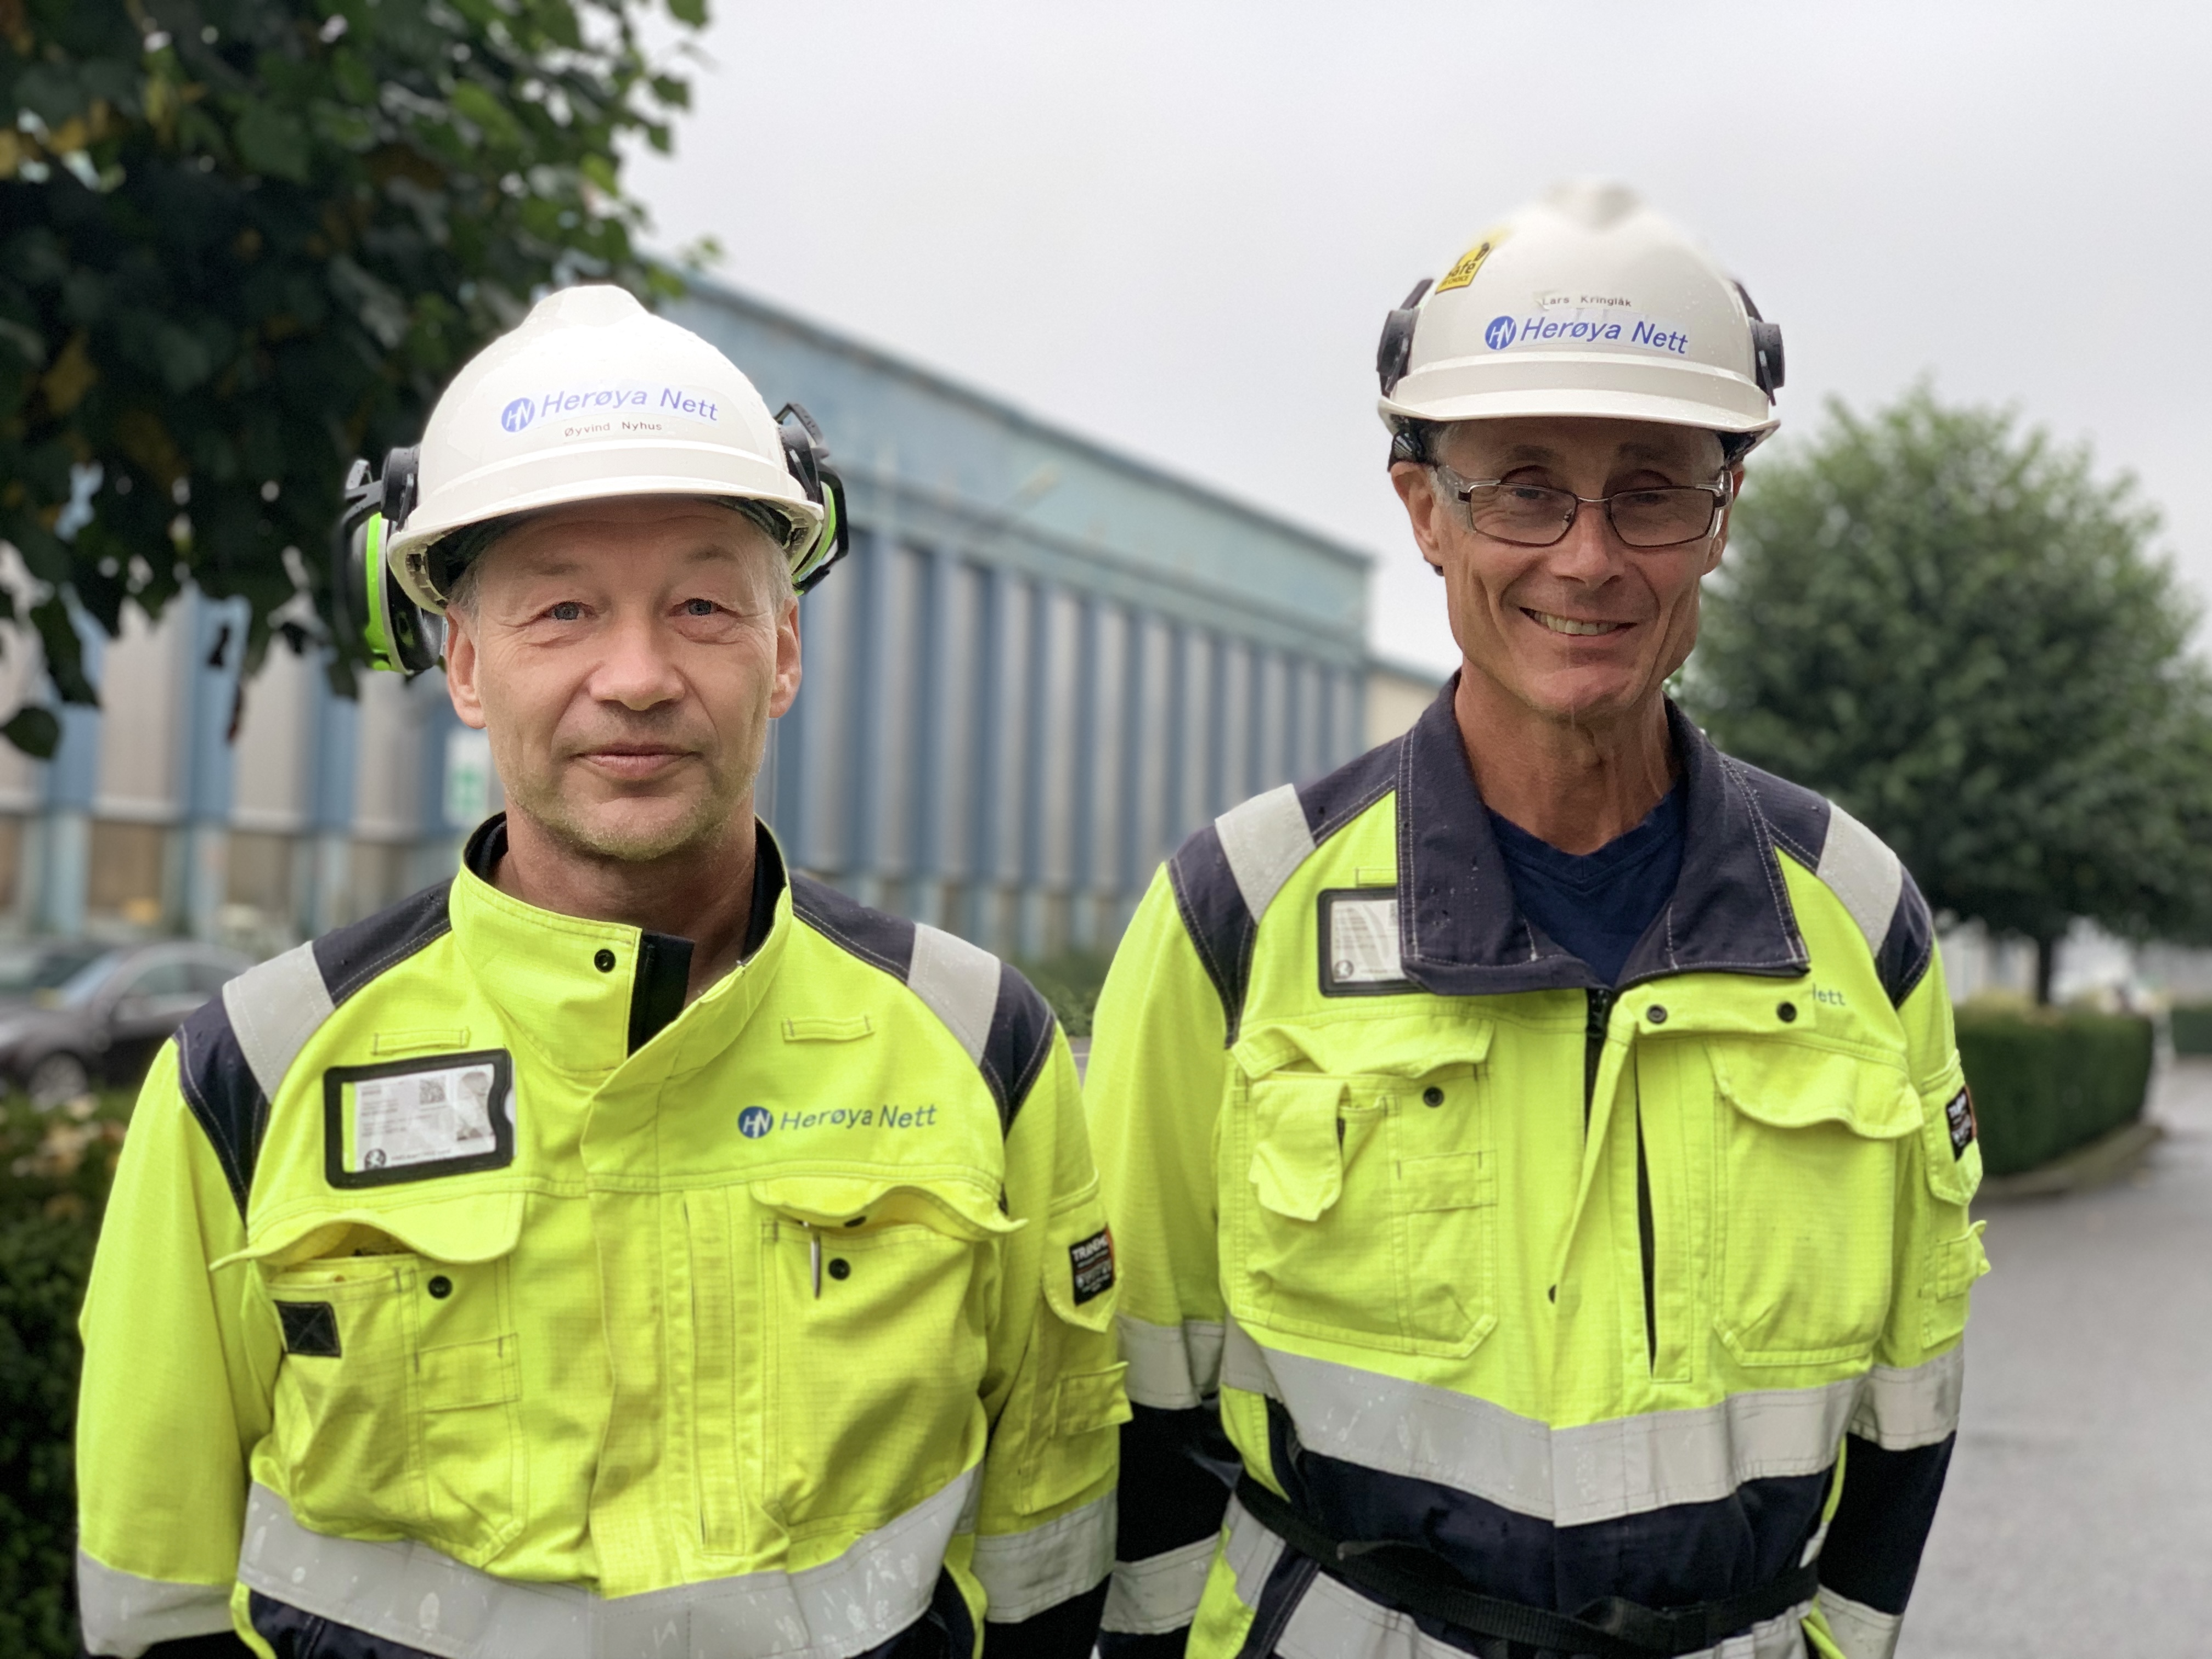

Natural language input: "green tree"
[0,0,704,752]
[1686,387,2212,1001]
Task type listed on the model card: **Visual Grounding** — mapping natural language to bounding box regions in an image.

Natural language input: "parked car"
[0,940,251,1108]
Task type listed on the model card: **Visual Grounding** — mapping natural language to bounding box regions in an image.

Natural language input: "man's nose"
[588,614,686,710]
[1547,498,1630,582]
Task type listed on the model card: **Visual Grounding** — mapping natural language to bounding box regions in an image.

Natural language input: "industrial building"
[0,280,1409,960]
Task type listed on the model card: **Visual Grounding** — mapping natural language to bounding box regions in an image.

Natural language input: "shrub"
[0,1100,128,1659]
[1954,1006,2154,1176]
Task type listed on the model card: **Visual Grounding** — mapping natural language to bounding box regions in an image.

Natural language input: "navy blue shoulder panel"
[312,880,455,1008]
[1299,733,1401,845]
[1730,761,1831,874]
[789,872,917,980]
[1876,866,1937,1008]
[179,882,453,1220]
[1168,735,1406,1048]
[173,998,264,1221]
[1166,822,1251,1048]
[1728,763,1934,1007]
[985,963,1057,1132]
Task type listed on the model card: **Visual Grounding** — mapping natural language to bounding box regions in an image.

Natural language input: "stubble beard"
[511,757,755,868]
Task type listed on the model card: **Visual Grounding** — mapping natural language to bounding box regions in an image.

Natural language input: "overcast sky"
[629,0,2212,674]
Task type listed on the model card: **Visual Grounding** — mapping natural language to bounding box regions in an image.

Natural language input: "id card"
[323,1050,515,1187]
[1318,889,1415,995]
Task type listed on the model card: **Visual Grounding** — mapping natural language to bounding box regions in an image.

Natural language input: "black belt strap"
[1234,1475,1821,1659]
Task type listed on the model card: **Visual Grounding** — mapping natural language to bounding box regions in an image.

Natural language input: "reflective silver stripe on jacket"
[1813,802,1903,953]
[222,940,335,1098]
[1223,1500,1814,1659]
[1117,1313,1226,1409]
[1816,1586,1903,1659]
[1103,1534,1217,1637]
[76,1552,235,1658]
[1216,785,1316,919]
[970,1491,1116,1623]
[1221,1320,1858,1528]
[238,1469,978,1659]
[1849,1346,1964,1449]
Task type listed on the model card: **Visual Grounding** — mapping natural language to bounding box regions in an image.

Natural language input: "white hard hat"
[382,285,829,608]
[1376,181,1783,453]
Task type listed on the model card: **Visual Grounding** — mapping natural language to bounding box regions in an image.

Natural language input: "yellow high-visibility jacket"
[1089,691,1987,1659]
[78,820,1125,1659]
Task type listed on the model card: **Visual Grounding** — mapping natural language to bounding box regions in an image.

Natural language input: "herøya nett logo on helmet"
[737,1105,774,1139]
[1485,315,1517,349]
[500,397,535,433]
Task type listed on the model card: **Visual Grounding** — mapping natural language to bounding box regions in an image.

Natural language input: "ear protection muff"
[774,401,850,594]
[1375,278,1432,399]
[334,446,441,675]
[1733,282,1786,398]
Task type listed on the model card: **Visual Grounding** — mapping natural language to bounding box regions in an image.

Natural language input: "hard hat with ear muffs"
[1376,181,1784,464]
[333,284,851,674]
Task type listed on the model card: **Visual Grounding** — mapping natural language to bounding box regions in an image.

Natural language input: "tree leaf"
[0,704,60,760]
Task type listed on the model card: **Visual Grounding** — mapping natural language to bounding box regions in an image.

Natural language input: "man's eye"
[684,598,718,617]
[548,601,584,622]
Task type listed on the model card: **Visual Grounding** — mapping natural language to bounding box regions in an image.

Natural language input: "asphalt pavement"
[1897,1057,2212,1656]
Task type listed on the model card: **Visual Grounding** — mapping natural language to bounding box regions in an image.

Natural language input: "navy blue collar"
[1395,680,1809,995]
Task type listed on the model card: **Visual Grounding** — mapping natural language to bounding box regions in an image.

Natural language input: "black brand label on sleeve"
[1945,1087,1977,1159]
[1069,1228,1115,1304]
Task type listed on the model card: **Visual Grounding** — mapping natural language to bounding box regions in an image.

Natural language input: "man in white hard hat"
[1088,184,1983,1659]
[76,286,1125,1659]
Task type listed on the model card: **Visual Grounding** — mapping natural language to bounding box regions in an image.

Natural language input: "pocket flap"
[1235,1014,1492,1081]
[1929,1220,1991,1299]
[1248,1075,1346,1221]
[1054,1363,1132,1436]
[217,1190,527,1272]
[1709,1042,1919,1139]
[749,1173,1022,1241]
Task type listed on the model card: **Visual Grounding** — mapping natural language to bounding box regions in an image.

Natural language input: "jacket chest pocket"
[706,1173,1013,1542]
[239,1194,527,1561]
[1708,1042,1916,1369]
[1226,1015,1496,1359]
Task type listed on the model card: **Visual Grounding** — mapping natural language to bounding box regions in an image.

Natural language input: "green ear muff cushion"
[360,512,396,670]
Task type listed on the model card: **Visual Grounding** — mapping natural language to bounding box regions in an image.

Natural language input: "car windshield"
[0,942,113,998]
[50,950,131,1009]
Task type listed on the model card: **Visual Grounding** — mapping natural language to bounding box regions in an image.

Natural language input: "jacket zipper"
[1586,986,1658,1370]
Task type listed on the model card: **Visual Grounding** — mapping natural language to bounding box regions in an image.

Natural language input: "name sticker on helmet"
[496,383,724,435]
[1481,307,1690,357]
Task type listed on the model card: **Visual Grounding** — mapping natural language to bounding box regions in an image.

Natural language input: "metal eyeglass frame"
[1430,461,1736,550]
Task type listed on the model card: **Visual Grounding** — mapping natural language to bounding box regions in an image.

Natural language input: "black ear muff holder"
[775,401,851,594]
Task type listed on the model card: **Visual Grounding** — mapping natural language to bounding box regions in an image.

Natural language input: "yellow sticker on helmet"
[1435,230,1509,293]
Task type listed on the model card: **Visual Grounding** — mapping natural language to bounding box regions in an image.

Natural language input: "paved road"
[1897,1058,2212,1656]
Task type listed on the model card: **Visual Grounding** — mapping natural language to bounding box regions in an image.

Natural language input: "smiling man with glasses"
[1087,183,1984,1659]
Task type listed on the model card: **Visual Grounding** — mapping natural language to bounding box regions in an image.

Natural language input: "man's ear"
[1390,462,1448,574]
[445,608,487,730]
[768,597,803,720]
[1704,463,1748,574]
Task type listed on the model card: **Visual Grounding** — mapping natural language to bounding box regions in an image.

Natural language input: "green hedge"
[0,1101,127,1659]
[1954,1007,2154,1177]
[2170,1003,2212,1056]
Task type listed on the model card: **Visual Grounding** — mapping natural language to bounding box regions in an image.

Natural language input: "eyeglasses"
[1433,463,1734,550]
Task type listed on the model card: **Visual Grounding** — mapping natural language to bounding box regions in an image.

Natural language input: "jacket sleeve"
[972,1019,1126,1658]
[76,1040,276,1658]
[1815,934,1987,1659]
[1085,868,1239,1658]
